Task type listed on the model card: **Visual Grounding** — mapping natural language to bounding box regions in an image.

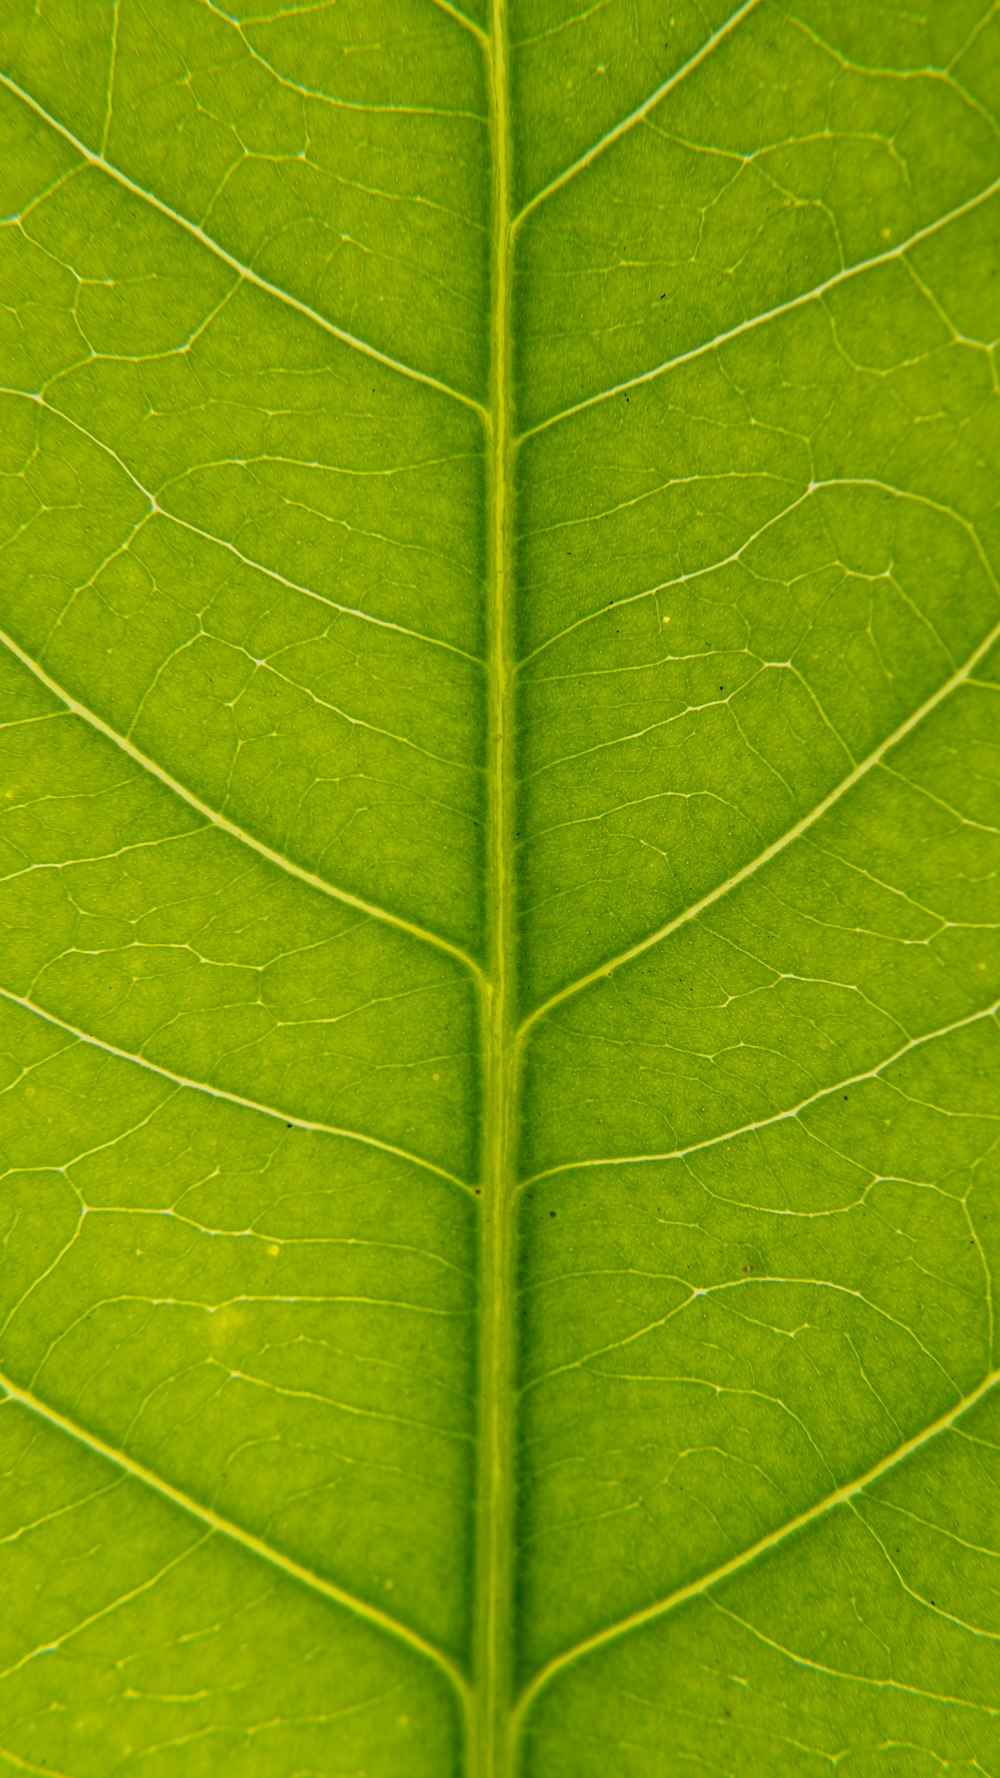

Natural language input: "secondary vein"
[0,626,481,979]
[513,1364,1000,1720]
[0,1368,468,1698]
[520,596,1000,1033]
[1,988,475,1196]
[0,72,486,419]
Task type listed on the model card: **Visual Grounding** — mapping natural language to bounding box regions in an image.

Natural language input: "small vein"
[0,1528,209,1686]
[0,987,475,1197]
[205,0,488,100]
[711,1599,1000,1714]
[516,0,615,52]
[522,170,1000,438]
[0,72,486,419]
[514,1365,1000,1719]
[0,1368,468,1699]
[0,627,482,980]
[514,0,766,227]
[99,0,120,158]
[853,1508,1000,1643]
[521,582,1000,1033]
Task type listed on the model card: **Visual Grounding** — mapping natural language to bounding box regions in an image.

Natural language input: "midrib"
[474,1,518,1775]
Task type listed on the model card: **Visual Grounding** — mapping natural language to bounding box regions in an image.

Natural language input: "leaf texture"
[1,2,999,1775]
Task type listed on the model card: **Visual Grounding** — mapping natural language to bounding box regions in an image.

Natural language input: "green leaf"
[1,2,999,1775]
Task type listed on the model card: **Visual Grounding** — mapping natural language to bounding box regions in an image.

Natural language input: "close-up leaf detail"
[1,1,999,1774]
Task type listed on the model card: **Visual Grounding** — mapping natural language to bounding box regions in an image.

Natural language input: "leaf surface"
[1,3,999,1775]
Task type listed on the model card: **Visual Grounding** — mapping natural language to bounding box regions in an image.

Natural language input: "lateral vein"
[0,988,475,1196]
[522,171,1000,437]
[0,1368,469,1698]
[0,72,487,419]
[429,0,490,44]
[0,626,482,979]
[514,1365,1000,1718]
[514,0,764,227]
[519,996,1000,1188]
[521,598,1000,1032]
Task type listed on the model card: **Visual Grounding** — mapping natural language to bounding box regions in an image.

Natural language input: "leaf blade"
[2,4,999,1776]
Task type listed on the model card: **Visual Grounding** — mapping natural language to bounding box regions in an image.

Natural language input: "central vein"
[475,0,517,1773]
